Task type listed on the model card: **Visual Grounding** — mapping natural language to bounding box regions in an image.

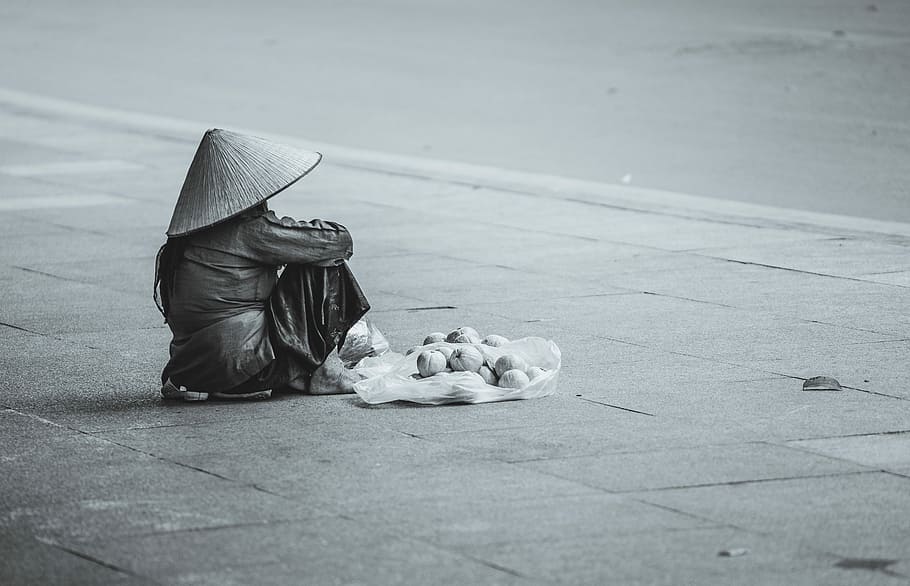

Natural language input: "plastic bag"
[339,318,390,367]
[352,337,561,405]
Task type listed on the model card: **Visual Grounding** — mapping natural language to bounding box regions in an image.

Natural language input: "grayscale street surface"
[1,1,909,584]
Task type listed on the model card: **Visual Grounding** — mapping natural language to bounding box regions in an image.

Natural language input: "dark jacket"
[162,209,353,391]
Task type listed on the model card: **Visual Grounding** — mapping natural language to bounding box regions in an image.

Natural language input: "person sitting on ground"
[154,129,370,402]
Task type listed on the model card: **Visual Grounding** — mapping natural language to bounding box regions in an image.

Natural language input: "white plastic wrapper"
[339,318,390,367]
[353,337,561,405]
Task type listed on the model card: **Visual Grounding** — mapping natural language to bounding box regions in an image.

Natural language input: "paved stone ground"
[1,97,909,585]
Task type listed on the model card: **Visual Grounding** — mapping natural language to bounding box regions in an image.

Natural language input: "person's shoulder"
[259,210,305,228]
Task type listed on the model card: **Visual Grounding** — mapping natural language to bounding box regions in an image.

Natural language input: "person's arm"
[243,210,354,266]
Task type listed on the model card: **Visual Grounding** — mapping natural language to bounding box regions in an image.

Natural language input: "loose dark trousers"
[225,263,370,394]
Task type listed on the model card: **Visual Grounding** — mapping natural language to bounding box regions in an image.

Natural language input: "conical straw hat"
[167,129,322,237]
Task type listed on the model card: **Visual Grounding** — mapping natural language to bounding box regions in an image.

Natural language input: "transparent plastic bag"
[353,337,561,405]
[339,318,390,368]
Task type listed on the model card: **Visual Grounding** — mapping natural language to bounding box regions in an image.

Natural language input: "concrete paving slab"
[369,182,830,253]
[64,516,526,585]
[448,187,831,252]
[0,532,147,586]
[353,492,712,551]
[0,485,328,544]
[603,257,910,336]
[0,209,73,239]
[15,255,156,298]
[638,472,910,559]
[582,250,732,282]
[30,167,184,205]
[33,392,336,434]
[0,330,160,411]
[28,128,193,160]
[0,229,151,264]
[859,269,910,288]
[350,252,488,292]
[518,442,868,493]
[91,416,396,461]
[585,377,910,442]
[0,417,220,509]
[10,200,171,234]
[0,270,160,335]
[356,386,647,438]
[456,527,906,586]
[0,412,332,541]
[181,444,599,514]
[417,414,745,463]
[0,172,105,202]
[389,263,616,306]
[787,432,910,471]
[703,238,910,279]
[476,292,892,376]
[751,338,910,399]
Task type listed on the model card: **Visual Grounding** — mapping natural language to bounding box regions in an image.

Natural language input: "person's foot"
[160,378,271,402]
[309,349,359,395]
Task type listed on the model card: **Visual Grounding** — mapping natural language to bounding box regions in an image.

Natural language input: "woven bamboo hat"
[167,129,322,237]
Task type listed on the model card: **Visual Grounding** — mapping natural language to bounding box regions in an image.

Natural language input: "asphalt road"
[2,0,909,220]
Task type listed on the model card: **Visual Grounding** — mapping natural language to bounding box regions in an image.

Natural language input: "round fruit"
[498,369,530,389]
[477,365,497,385]
[423,332,446,345]
[446,326,480,343]
[527,366,547,380]
[453,333,482,344]
[481,334,509,347]
[417,350,447,378]
[449,345,484,372]
[435,345,456,361]
[494,354,529,377]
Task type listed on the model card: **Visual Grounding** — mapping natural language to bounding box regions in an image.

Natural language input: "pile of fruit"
[407,326,549,390]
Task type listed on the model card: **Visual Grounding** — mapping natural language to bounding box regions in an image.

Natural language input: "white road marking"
[0,160,143,177]
[0,194,126,210]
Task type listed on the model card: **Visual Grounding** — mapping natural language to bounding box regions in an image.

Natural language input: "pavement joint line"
[673,234,837,254]
[505,440,774,465]
[34,536,146,582]
[373,523,531,580]
[639,290,737,309]
[578,397,655,417]
[4,87,910,239]
[701,256,910,289]
[95,436,290,500]
[8,212,111,236]
[839,385,909,401]
[101,514,339,542]
[747,370,909,402]
[445,548,528,580]
[786,429,910,442]
[628,499,750,532]
[772,440,910,473]
[0,321,43,335]
[12,264,90,285]
[623,469,881,495]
